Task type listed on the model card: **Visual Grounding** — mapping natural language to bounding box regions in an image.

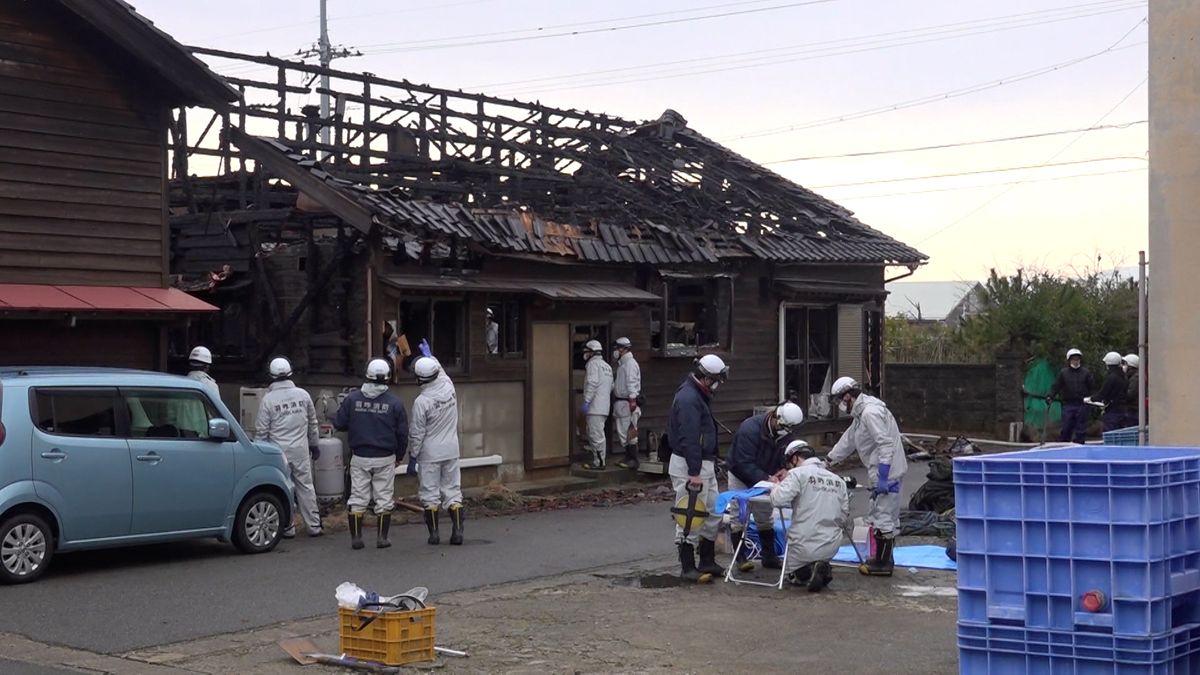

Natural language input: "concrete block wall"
[883,353,1024,436]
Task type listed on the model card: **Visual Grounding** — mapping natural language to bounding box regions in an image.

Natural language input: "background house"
[0,0,230,367]
[886,280,985,327]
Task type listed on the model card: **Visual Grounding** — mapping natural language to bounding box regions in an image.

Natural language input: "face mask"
[775,425,790,439]
[709,380,721,393]
[1070,362,1080,370]
[612,350,620,360]
[838,400,849,414]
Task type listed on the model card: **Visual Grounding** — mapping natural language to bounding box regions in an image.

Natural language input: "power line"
[728,19,1147,141]
[916,67,1148,245]
[808,156,1146,189]
[828,167,1146,200]
[492,1,1145,95]
[359,0,838,54]
[765,120,1147,163]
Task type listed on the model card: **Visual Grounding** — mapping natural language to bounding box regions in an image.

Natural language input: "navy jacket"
[333,389,409,459]
[728,414,784,486]
[1050,366,1096,404]
[1094,366,1128,410]
[667,377,718,475]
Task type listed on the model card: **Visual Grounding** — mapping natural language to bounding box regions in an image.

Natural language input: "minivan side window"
[34,389,119,437]
[123,390,220,440]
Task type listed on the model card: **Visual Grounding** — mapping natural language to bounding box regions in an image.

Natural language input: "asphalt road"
[0,461,932,655]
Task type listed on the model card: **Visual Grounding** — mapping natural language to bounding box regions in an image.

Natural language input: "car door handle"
[136,452,162,464]
[40,450,66,461]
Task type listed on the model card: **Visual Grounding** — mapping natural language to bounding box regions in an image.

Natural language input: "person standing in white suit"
[409,356,465,546]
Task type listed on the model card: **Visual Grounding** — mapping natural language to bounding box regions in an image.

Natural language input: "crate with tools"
[336,583,436,667]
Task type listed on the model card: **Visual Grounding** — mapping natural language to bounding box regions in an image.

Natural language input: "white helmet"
[695,354,729,382]
[1124,354,1140,369]
[268,357,292,379]
[189,345,213,365]
[831,376,860,398]
[365,358,391,383]
[774,401,804,435]
[1066,348,1083,360]
[1103,351,1123,367]
[784,439,815,461]
[584,339,603,353]
[413,356,441,384]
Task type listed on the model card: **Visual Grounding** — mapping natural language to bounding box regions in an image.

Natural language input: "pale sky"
[136,0,1149,282]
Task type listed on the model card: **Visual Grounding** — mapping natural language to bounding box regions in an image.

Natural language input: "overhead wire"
[827,167,1146,201]
[915,65,1149,245]
[358,0,839,54]
[763,121,1146,163]
[808,156,1147,189]
[492,1,1146,95]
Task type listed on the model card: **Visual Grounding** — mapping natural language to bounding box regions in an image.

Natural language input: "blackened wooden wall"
[0,1,167,287]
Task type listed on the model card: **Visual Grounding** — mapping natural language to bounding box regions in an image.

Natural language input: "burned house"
[167,50,925,481]
[0,0,232,367]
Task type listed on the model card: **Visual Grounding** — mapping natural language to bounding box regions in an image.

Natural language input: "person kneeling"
[769,441,850,592]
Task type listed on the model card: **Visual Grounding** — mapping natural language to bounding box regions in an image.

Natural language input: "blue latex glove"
[407,455,418,475]
[418,339,432,358]
[581,400,591,415]
[871,462,892,498]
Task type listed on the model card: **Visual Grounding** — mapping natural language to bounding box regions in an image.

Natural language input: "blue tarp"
[833,544,957,571]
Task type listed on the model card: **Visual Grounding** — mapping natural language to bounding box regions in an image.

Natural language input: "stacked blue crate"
[1104,427,1143,446]
[957,622,1200,674]
[955,446,1200,672]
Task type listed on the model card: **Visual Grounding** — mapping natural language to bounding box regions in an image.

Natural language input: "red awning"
[0,284,217,313]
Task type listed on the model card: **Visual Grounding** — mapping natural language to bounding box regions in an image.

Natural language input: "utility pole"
[296,0,361,153]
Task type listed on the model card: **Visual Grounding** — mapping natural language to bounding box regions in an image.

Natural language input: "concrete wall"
[1149,2,1198,445]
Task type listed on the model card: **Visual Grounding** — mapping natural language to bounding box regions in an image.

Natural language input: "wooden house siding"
[0,1,166,287]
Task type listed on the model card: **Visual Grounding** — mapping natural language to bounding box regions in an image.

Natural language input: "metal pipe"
[1138,250,1148,444]
[778,300,787,402]
[884,267,919,284]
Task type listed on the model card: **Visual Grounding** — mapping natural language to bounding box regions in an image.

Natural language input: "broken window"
[783,306,837,419]
[397,297,465,371]
[485,301,525,356]
[650,276,732,356]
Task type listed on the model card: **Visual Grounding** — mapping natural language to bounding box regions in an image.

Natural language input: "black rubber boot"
[678,543,708,583]
[730,531,755,572]
[808,561,833,592]
[423,508,440,545]
[617,445,640,470]
[697,538,725,577]
[788,564,814,586]
[759,528,783,570]
[859,531,895,577]
[376,512,392,549]
[348,513,364,550]
[449,505,464,545]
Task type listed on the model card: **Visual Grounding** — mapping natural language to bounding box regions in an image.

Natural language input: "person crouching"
[769,440,850,592]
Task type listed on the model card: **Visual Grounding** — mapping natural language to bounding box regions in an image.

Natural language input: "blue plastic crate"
[1105,427,1144,446]
[958,622,1200,674]
[955,446,1200,636]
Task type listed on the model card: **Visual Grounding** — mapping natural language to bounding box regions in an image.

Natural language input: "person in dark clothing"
[1093,352,1128,433]
[725,402,804,572]
[667,354,727,583]
[1048,348,1096,444]
[1123,353,1141,429]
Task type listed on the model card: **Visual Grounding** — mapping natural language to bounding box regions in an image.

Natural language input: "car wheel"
[0,513,54,584]
[234,491,284,554]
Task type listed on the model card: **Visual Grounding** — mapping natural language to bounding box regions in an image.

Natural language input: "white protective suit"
[255,380,321,534]
[770,457,850,572]
[187,370,220,399]
[612,351,642,447]
[827,393,907,535]
[410,372,462,508]
[583,355,614,462]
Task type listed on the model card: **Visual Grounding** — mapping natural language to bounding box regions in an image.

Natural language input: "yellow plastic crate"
[338,606,436,666]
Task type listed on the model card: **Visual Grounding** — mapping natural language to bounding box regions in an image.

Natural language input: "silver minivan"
[0,367,294,583]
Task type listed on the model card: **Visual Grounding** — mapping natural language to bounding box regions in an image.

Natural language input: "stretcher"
[722,493,790,589]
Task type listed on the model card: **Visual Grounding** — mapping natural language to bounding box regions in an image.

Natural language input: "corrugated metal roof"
[381,275,660,303]
[0,285,218,313]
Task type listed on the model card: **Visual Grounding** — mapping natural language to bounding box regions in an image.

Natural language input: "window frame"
[29,387,124,439]
[484,298,526,359]
[396,295,468,372]
[120,387,225,441]
[650,274,735,358]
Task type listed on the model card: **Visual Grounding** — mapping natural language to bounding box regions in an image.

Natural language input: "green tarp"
[1023,357,1060,436]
